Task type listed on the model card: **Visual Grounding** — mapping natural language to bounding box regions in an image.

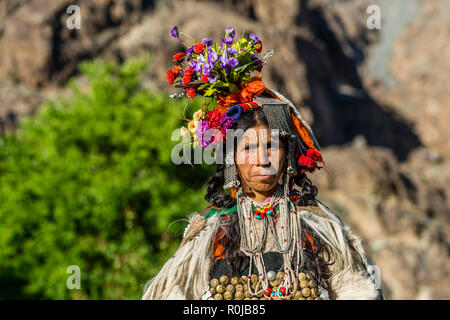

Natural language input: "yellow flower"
[188,120,198,134]
[193,110,204,121]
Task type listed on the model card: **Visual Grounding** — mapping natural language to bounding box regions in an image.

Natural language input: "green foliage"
[0,58,213,299]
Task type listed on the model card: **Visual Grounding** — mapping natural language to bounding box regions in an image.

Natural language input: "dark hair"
[205,108,325,278]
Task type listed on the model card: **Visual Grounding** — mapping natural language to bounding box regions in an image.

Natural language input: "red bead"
[280,287,287,295]
[264,288,272,296]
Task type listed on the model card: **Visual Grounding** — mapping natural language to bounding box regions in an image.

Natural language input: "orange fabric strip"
[291,113,317,150]
[213,228,226,261]
[303,232,316,252]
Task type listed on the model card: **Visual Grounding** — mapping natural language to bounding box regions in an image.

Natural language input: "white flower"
[180,127,189,137]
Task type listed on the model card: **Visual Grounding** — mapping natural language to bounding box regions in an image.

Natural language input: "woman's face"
[235,123,285,200]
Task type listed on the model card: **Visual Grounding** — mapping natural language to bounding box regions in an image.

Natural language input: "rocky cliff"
[0,0,448,299]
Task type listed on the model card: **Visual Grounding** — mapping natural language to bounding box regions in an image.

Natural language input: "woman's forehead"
[236,124,277,145]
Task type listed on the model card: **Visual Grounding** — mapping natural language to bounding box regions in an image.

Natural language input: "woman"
[142,27,383,300]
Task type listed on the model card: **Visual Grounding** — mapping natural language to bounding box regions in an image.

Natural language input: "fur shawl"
[142,200,381,300]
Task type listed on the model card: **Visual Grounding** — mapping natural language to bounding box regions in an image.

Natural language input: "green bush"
[0,58,212,299]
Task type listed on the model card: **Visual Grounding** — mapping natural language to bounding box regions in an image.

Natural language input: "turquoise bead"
[267,210,273,215]
[254,215,261,219]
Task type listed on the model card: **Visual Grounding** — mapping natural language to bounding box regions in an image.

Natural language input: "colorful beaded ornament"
[253,204,275,220]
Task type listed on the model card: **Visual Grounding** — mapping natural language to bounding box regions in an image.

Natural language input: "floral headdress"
[166,26,325,176]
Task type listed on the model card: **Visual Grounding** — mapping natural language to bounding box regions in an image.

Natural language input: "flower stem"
[178,39,190,48]
[180,32,196,44]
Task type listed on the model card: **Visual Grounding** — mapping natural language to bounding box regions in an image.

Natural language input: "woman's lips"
[252,174,275,180]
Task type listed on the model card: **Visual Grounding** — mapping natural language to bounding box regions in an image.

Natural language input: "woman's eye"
[243,144,255,151]
[266,142,280,150]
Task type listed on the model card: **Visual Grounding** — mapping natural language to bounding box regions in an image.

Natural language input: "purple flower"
[197,121,213,148]
[225,27,235,38]
[227,57,238,67]
[184,46,194,62]
[190,60,198,72]
[171,26,179,38]
[228,48,238,55]
[210,52,219,63]
[203,61,214,76]
[249,33,259,43]
[186,46,194,56]
[250,53,259,61]
[208,72,218,83]
[220,48,238,75]
[221,36,233,45]
[191,54,206,73]
[201,38,213,46]
[207,48,219,64]
[219,114,234,130]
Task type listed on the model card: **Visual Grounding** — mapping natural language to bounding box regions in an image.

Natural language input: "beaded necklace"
[236,173,305,298]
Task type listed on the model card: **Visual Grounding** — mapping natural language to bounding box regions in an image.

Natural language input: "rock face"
[0,0,143,86]
[0,0,448,299]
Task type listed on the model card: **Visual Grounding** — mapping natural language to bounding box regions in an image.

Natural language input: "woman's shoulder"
[295,199,344,224]
[179,205,224,247]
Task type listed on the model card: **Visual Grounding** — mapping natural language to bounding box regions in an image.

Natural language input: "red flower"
[194,43,205,54]
[255,41,262,53]
[206,109,222,129]
[185,68,194,75]
[172,65,181,75]
[298,155,316,171]
[201,74,208,82]
[182,74,191,86]
[186,87,196,99]
[172,52,185,61]
[306,149,323,162]
[166,69,175,84]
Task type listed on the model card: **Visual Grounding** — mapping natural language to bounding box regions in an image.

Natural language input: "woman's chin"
[249,178,278,191]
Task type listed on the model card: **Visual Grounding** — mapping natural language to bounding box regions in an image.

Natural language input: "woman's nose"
[256,145,270,166]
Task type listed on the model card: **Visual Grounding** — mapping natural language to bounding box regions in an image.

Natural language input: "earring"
[224,164,240,189]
